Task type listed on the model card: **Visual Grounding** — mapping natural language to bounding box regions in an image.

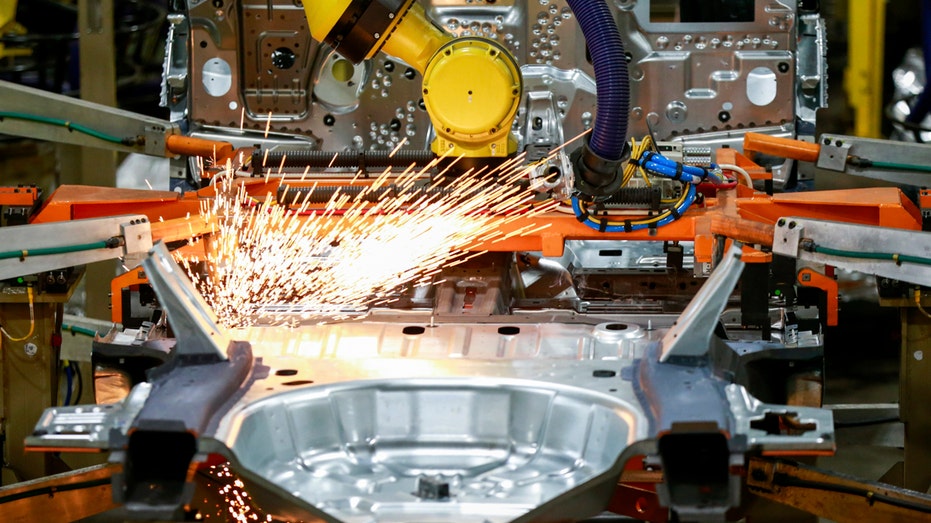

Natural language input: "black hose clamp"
[571,138,630,201]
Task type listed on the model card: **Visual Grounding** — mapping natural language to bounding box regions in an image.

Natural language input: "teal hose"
[813,245,931,267]
[869,161,931,173]
[0,111,126,145]
[0,240,111,261]
[62,324,100,337]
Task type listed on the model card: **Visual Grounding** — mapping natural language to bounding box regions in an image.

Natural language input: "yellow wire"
[1,285,36,342]
[579,182,691,227]
[579,134,692,227]
[621,135,655,188]
[916,289,931,320]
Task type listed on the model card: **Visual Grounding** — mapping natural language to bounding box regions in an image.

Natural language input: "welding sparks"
[388,137,407,158]
[183,152,556,327]
[197,463,271,522]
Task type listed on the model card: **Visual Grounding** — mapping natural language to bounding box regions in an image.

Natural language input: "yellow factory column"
[0,279,81,482]
[845,0,886,138]
[78,0,118,320]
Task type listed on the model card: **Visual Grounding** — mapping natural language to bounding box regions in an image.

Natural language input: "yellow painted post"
[845,0,887,138]
[0,0,15,27]
[0,0,19,59]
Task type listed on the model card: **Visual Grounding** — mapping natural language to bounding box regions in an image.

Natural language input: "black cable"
[71,361,83,404]
[0,477,111,505]
[885,106,931,133]
[833,416,900,428]
[773,473,931,513]
[645,117,660,150]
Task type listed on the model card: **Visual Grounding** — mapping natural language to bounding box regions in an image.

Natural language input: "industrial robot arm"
[303,0,522,159]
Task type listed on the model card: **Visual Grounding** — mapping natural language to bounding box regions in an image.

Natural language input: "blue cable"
[640,160,703,184]
[572,183,698,233]
[642,151,718,173]
[570,150,719,233]
[637,151,720,183]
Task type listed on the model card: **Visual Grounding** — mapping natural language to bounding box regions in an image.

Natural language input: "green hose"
[813,245,931,267]
[868,160,931,174]
[0,111,127,145]
[0,240,111,261]
[61,324,99,337]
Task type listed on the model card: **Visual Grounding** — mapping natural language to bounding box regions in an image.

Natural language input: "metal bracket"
[26,384,152,452]
[818,133,931,186]
[522,90,564,161]
[797,267,839,326]
[660,243,745,362]
[726,384,834,454]
[142,242,231,359]
[815,137,850,171]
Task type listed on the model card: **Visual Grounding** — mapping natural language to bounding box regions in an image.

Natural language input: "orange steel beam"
[711,215,775,247]
[150,216,216,244]
[737,187,922,231]
[31,185,204,224]
[165,135,234,162]
[32,182,923,261]
[743,132,821,163]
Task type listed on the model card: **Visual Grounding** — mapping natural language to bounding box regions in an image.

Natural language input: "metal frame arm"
[0,214,153,280]
[773,217,931,287]
[0,79,179,157]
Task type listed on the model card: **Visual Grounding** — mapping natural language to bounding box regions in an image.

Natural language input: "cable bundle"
[571,137,729,233]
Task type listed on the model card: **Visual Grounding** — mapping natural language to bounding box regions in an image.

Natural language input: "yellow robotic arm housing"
[302,0,522,159]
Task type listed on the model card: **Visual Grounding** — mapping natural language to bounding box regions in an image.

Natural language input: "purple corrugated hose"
[566,0,630,161]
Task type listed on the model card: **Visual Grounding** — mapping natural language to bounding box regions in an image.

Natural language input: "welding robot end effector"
[571,139,631,201]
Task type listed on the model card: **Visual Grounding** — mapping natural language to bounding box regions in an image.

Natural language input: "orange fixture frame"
[25,149,924,322]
